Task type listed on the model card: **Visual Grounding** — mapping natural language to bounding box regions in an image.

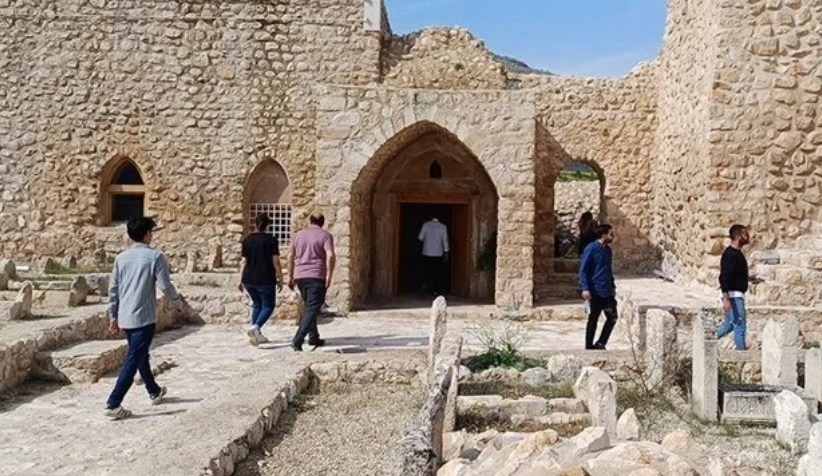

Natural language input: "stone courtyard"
[1,0,822,474]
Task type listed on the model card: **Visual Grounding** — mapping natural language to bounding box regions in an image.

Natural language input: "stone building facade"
[0,0,820,312]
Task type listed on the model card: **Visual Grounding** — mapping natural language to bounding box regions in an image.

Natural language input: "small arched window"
[105,160,146,223]
[246,160,293,245]
[429,160,443,179]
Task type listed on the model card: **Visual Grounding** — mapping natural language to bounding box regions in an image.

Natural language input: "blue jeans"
[716,296,747,350]
[293,278,326,346]
[245,283,276,329]
[106,323,161,409]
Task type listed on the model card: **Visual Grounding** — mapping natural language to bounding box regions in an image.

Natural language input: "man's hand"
[443,253,449,263]
[237,282,245,293]
[108,320,120,336]
[722,298,731,314]
[276,278,283,293]
[581,291,591,301]
[288,278,295,291]
[325,276,333,289]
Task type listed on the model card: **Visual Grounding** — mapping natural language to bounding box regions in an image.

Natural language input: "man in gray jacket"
[104,217,182,420]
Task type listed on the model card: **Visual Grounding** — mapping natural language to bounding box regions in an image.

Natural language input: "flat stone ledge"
[34,339,128,384]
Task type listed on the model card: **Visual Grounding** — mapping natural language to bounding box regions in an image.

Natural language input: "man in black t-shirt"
[715,224,761,350]
[238,214,283,345]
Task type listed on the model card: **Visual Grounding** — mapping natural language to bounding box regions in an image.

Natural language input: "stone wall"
[532,70,659,276]
[313,85,536,311]
[554,181,602,235]
[0,0,380,265]
[381,27,509,90]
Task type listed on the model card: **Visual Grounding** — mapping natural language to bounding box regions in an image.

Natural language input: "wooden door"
[451,203,470,296]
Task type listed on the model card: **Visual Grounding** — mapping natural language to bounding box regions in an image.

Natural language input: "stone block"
[457,395,503,414]
[207,242,222,270]
[617,408,640,441]
[574,367,618,441]
[428,296,447,369]
[645,309,677,388]
[522,367,551,387]
[762,315,799,386]
[548,398,587,414]
[86,274,110,297]
[185,250,198,273]
[774,390,811,455]
[442,430,469,462]
[498,395,548,417]
[34,340,128,384]
[547,354,584,383]
[692,313,718,422]
[570,426,611,457]
[805,348,822,412]
[719,383,816,424]
[68,276,93,307]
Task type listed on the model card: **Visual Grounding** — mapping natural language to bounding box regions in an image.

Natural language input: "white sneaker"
[247,327,261,346]
[104,406,133,420]
[256,331,270,344]
[150,386,167,405]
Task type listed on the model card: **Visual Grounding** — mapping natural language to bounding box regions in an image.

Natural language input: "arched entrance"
[350,121,499,306]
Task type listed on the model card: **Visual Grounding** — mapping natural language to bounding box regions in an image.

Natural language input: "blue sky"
[383,0,667,78]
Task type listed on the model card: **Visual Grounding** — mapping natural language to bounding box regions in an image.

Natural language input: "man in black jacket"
[716,224,760,350]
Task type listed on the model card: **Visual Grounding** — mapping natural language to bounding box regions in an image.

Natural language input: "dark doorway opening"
[397,202,470,296]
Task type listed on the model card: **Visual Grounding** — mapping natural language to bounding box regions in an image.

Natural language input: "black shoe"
[308,339,326,348]
[291,343,303,352]
[593,342,607,350]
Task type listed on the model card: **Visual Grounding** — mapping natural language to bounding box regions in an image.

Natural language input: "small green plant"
[460,381,574,400]
[718,363,746,384]
[462,322,545,372]
[803,340,820,349]
[456,409,589,437]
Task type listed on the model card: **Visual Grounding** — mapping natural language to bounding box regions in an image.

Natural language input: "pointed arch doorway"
[350,121,499,306]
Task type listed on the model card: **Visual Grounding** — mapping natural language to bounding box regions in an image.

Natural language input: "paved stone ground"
[0,314,628,476]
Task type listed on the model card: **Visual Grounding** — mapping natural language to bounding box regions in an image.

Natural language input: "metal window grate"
[249,203,292,246]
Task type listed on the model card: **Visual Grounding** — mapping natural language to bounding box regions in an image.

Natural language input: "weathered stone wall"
[313,85,536,311]
[652,0,718,283]
[532,70,659,277]
[0,0,380,265]
[381,27,508,90]
[554,181,602,236]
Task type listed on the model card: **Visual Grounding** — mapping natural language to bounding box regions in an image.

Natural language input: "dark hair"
[254,214,271,232]
[309,213,325,227]
[127,217,157,242]
[594,223,613,239]
[581,211,593,221]
[729,224,748,239]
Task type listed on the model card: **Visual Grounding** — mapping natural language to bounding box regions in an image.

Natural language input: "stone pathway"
[0,315,627,476]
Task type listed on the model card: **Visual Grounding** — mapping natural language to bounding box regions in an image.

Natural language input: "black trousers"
[422,255,446,295]
[293,278,326,346]
[586,294,618,348]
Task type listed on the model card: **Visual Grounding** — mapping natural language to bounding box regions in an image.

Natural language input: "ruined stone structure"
[1,0,820,313]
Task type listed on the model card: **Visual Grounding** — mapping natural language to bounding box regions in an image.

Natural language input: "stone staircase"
[534,259,581,302]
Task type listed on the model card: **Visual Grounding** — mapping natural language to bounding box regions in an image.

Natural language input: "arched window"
[105,160,146,223]
[245,160,293,245]
[429,160,443,179]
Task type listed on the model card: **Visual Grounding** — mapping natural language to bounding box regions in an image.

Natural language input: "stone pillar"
[692,313,718,422]
[646,309,677,388]
[428,296,448,369]
[774,390,811,455]
[805,348,822,411]
[207,242,223,270]
[574,367,618,441]
[798,422,822,476]
[762,315,799,386]
[185,250,198,273]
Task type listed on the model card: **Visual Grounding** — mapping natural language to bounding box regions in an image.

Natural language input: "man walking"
[418,215,449,296]
[105,217,182,420]
[288,213,335,351]
[578,224,618,350]
[716,224,759,350]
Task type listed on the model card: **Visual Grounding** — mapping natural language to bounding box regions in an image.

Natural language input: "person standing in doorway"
[238,214,283,346]
[716,224,760,350]
[578,224,618,350]
[577,211,597,256]
[104,217,182,420]
[418,215,449,296]
[288,213,335,351]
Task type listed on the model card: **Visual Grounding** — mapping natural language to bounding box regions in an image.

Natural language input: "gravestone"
[719,383,815,424]
[805,348,822,411]
[15,281,33,319]
[692,312,718,422]
[645,309,677,388]
[428,296,448,369]
[207,242,223,270]
[0,259,17,280]
[574,367,617,441]
[775,390,811,455]
[0,270,7,291]
[185,250,198,273]
[762,315,799,386]
[68,276,93,307]
[798,422,822,476]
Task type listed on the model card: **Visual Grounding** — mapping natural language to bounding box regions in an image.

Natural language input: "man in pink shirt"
[287,213,336,351]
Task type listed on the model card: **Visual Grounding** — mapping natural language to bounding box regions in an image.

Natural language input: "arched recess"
[349,121,499,307]
[100,157,146,224]
[552,161,607,258]
[244,159,293,245]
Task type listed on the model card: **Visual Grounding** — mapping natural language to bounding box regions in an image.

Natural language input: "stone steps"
[553,259,580,274]
[534,284,580,301]
[34,339,127,384]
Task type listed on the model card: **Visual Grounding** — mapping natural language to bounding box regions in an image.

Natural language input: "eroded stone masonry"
[0,0,820,312]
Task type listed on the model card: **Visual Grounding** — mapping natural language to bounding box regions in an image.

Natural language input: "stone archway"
[243,159,293,245]
[350,121,499,306]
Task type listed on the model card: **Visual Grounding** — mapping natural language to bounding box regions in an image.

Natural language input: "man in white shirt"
[418,216,449,296]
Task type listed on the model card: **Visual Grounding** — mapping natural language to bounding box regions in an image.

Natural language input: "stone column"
[646,309,677,388]
[692,313,718,422]
[762,315,799,386]
[805,348,822,411]
[574,367,618,441]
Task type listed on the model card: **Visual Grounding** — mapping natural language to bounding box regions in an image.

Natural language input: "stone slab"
[34,340,128,384]
[719,383,816,424]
